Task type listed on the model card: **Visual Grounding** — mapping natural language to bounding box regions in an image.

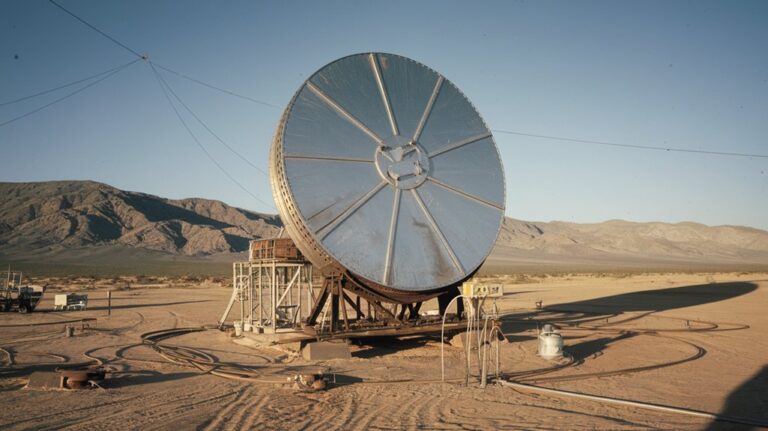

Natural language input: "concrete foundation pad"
[233,329,312,353]
[26,372,65,390]
[302,341,351,360]
[449,331,477,349]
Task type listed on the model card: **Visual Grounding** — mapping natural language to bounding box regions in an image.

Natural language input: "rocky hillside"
[493,217,768,265]
[0,181,281,255]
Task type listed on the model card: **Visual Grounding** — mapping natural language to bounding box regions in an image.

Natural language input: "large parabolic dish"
[269,53,505,303]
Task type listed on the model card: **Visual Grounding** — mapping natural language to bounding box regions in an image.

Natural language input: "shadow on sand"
[352,335,441,359]
[106,370,200,388]
[499,281,758,340]
[39,299,212,312]
[703,365,768,430]
[550,281,758,314]
[565,332,637,361]
[500,281,767,427]
[355,282,759,360]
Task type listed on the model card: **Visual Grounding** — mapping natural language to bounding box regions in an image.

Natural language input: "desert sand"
[1,272,766,430]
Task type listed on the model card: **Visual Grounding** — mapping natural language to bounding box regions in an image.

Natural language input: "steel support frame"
[306,271,426,334]
[220,259,314,332]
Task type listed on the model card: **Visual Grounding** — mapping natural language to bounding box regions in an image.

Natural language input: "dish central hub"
[375,135,430,189]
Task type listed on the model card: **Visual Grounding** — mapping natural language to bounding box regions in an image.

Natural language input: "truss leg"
[330,290,340,334]
[307,283,330,325]
[355,295,362,320]
[397,304,407,321]
[410,302,423,320]
[218,286,238,328]
[340,291,350,331]
[438,286,464,317]
[343,292,365,320]
[372,301,396,320]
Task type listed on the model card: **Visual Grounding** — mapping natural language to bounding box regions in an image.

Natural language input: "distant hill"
[0,181,281,256]
[485,218,768,273]
[1,180,766,275]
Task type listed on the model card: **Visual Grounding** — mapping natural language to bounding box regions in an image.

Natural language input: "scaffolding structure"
[219,239,314,334]
[218,239,469,341]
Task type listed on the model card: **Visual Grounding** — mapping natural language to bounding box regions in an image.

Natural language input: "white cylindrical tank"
[538,324,564,359]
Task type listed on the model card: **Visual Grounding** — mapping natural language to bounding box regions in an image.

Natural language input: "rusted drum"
[270,53,505,303]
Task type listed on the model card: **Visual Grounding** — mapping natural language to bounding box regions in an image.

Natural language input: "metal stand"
[219,257,314,333]
[306,271,427,334]
[219,240,470,341]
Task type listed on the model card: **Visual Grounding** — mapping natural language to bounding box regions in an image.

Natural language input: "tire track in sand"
[216,385,271,431]
[302,387,358,431]
[53,386,232,431]
[201,384,254,431]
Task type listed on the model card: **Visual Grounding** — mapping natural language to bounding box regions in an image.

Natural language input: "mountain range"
[0,181,280,256]
[487,217,768,273]
[1,181,766,274]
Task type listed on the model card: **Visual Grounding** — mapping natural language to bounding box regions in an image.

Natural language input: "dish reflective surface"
[270,53,505,293]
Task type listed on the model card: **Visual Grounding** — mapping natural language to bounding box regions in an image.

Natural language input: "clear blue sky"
[2,0,767,229]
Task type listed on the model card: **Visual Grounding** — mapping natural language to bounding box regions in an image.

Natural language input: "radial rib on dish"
[427,176,504,211]
[412,76,444,143]
[316,181,388,240]
[369,53,399,137]
[410,188,464,274]
[306,81,385,147]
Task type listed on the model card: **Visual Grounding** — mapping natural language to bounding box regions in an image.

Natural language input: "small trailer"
[54,293,88,311]
[1,269,46,313]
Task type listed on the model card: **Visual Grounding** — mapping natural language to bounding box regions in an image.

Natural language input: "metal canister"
[538,324,564,359]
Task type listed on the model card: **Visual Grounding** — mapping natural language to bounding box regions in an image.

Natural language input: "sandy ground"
[1,272,766,430]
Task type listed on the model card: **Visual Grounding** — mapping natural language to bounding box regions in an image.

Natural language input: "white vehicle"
[54,293,88,311]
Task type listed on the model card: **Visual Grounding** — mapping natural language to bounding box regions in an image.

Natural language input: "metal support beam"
[397,304,407,321]
[411,302,423,320]
[330,289,340,334]
[355,295,362,320]
[307,283,330,325]
[343,292,365,320]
